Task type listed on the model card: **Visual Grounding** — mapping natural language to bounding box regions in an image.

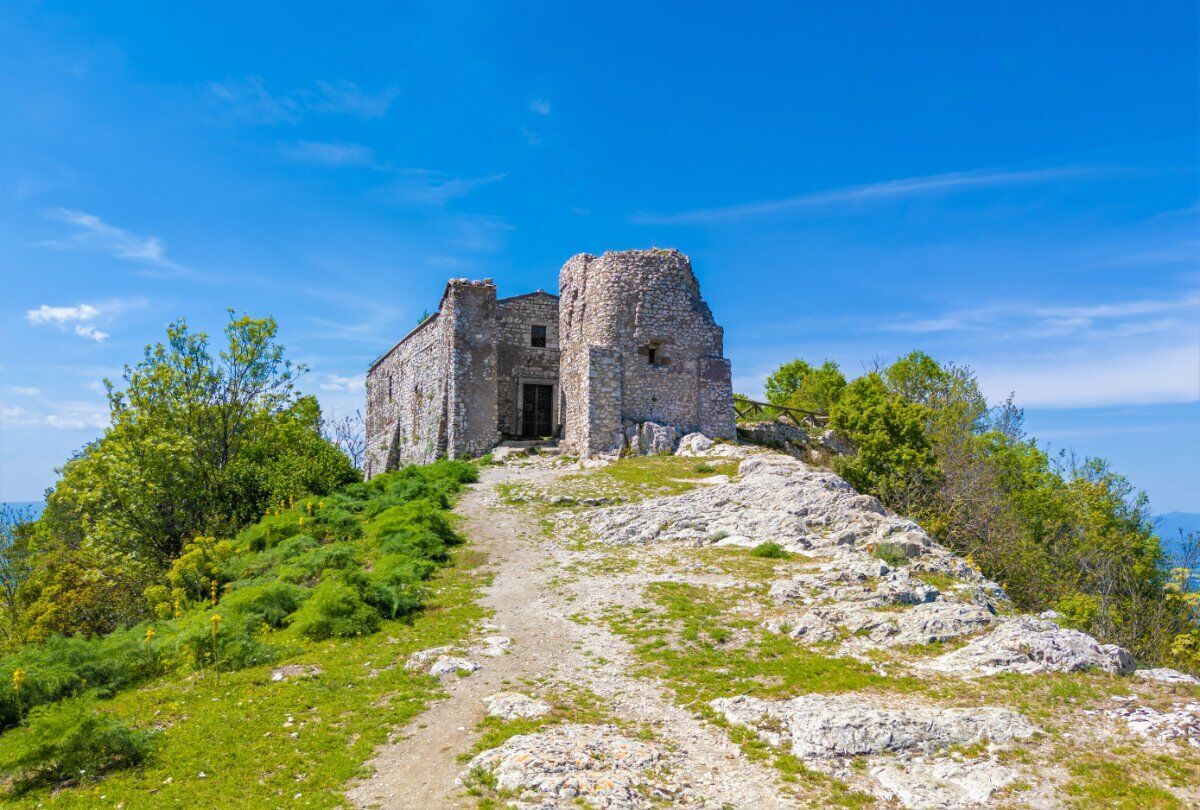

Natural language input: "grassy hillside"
[0,460,488,807]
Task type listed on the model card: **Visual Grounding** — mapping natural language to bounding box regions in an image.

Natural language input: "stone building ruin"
[364,248,734,478]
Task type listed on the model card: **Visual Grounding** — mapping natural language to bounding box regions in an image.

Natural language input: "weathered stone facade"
[365,249,734,477]
[559,249,735,455]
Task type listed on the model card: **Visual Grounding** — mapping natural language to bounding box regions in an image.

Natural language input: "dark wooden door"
[521,384,553,438]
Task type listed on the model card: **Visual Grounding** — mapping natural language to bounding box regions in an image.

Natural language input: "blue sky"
[1,1,1197,512]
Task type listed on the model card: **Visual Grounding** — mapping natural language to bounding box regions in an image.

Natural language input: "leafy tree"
[785,361,847,414]
[21,313,358,639]
[0,507,36,645]
[828,373,939,510]
[772,350,1200,672]
[764,359,814,406]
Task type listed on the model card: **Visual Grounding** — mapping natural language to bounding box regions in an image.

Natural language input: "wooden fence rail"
[732,397,830,429]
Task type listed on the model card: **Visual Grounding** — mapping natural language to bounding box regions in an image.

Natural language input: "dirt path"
[346,463,789,809]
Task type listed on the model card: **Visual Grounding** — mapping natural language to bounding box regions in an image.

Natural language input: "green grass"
[2,547,489,808]
[871,542,909,568]
[1063,751,1186,808]
[503,455,742,512]
[603,581,918,706]
[750,542,789,559]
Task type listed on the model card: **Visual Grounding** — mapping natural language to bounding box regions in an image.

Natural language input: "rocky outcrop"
[710,694,1036,758]
[484,692,552,720]
[462,724,682,806]
[1106,700,1200,748]
[918,617,1135,676]
[737,419,809,453]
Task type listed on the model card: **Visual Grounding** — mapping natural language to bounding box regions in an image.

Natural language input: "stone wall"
[443,279,500,460]
[558,248,735,455]
[367,248,735,469]
[364,313,449,476]
[496,292,561,437]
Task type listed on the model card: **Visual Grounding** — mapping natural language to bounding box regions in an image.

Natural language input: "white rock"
[484,692,552,720]
[1135,667,1200,685]
[428,655,480,677]
[476,635,511,657]
[710,694,1035,758]
[462,723,678,804]
[490,446,528,463]
[919,618,1135,676]
[871,758,1022,808]
[404,645,457,671]
[675,432,715,456]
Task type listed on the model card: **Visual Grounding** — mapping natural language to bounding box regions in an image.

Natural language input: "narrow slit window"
[530,324,547,347]
[647,347,657,365]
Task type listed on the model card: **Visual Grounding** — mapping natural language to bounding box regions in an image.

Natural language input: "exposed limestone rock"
[462,723,682,807]
[475,635,512,657]
[1135,667,1200,685]
[870,759,1023,808]
[428,656,480,677]
[1106,701,1200,748]
[675,432,715,456]
[484,692,552,720]
[623,421,677,455]
[491,446,529,463]
[406,647,481,677]
[710,694,1036,758]
[270,664,322,682]
[737,420,809,454]
[815,429,853,457]
[404,646,458,671]
[919,617,1135,676]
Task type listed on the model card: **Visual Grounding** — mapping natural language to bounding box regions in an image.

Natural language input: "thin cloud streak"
[38,209,194,277]
[632,166,1106,225]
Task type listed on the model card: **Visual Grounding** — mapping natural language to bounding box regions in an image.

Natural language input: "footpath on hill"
[347,445,1200,809]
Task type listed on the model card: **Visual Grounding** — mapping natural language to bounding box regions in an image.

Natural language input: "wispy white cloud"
[9,387,41,396]
[27,303,108,341]
[530,99,552,115]
[0,400,108,430]
[880,293,1200,339]
[978,343,1200,408]
[632,165,1106,225]
[26,298,145,343]
[310,80,399,119]
[281,140,385,169]
[392,171,507,206]
[207,77,399,125]
[522,126,543,146]
[38,209,190,276]
[319,373,365,392]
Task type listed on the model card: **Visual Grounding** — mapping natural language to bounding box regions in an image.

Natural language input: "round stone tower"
[558,248,735,455]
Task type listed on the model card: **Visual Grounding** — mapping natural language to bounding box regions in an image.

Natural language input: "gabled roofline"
[498,289,559,303]
[367,284,556,374]
[368,310,440,373]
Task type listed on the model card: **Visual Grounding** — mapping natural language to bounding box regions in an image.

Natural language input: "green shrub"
[0,695,152,795]
[693,463,715,474]
[174,610,276,672]
[0,629,166,730]
[276,543,359,584]
[872,542,909,567]
[219,582,306,628]
[363,555,433,619]
[749,542,789,559]
[290,579,380,640]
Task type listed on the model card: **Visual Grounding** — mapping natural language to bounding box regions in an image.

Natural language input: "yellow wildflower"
[12,669,24,693]
[144,627,156,643]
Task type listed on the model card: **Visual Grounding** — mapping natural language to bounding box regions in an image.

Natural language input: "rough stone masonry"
[364,248,735,477]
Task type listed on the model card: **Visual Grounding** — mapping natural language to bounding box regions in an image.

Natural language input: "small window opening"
[530,324,547,348]
[647,347,657,365]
